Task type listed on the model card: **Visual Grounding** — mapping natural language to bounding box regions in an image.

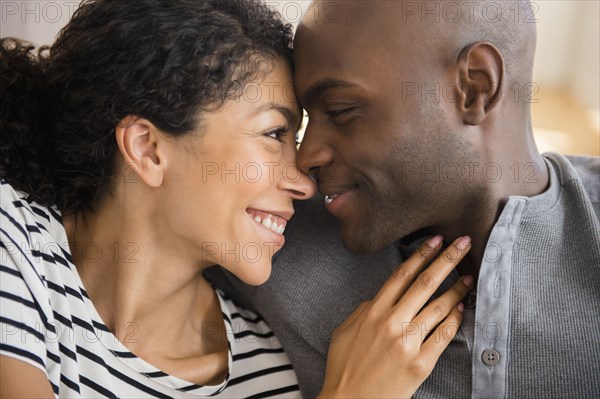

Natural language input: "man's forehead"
[294,2,412,79]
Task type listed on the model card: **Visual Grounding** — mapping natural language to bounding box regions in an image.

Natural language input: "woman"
[0,0,473,397]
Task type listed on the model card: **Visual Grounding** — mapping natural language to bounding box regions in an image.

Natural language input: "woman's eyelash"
[265,127,289,142]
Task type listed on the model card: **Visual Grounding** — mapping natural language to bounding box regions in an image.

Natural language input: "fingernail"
[462,275,475,287]
[457,303,464,312]
[457,235,471,250]
[427,235,443,248]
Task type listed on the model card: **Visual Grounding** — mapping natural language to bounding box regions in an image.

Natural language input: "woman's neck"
[62,195,227,365]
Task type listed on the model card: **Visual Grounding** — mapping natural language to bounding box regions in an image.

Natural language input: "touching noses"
[278,160,316,200]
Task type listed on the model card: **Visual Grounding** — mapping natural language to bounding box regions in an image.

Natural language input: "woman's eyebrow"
[253,102,302,129]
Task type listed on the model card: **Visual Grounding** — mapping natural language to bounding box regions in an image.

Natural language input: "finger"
[419,304,464,366]
[372,235,443,312]
[393,236,471,321]
[411,275,474,342]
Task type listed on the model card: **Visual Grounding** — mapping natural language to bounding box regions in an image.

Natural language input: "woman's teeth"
[252,214,286,235]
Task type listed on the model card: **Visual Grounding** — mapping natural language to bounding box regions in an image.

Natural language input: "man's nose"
[297,122,334,176]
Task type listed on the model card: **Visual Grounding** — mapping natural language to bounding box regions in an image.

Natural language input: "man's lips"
[320,184,358,200]
[320,186,358,214]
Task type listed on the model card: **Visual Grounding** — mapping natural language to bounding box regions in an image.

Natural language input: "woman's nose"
[278,161,316,200]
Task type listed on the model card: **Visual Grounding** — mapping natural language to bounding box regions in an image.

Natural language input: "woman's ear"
[454,42,504,126]
[114,115,166,187]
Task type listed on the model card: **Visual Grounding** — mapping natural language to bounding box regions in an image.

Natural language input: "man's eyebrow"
[252,102,302,130]
[301,79,357,109]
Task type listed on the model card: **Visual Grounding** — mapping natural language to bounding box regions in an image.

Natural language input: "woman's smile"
[246,208,290,236]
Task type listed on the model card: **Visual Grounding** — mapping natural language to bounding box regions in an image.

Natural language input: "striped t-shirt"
[0,181,301,398]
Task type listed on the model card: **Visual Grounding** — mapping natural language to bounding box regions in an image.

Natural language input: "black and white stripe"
[0,181,301,398]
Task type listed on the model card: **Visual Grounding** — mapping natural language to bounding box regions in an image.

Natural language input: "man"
[212,0,600,397]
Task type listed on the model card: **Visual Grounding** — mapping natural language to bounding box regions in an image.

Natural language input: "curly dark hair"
[0,0,293,213]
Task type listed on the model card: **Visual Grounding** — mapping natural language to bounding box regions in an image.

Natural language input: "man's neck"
[432,153,549,279]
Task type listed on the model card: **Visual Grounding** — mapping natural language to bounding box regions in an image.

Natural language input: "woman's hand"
[319,235,474,399]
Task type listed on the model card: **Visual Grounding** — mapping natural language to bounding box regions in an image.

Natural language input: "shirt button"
[482,349,500,366]
[464,291,476,309]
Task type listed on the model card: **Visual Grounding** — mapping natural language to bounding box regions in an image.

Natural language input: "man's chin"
[340,225,395,255]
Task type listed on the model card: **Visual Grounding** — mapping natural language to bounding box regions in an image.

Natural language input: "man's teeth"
[252,214,286,234]
[325,194,339,204]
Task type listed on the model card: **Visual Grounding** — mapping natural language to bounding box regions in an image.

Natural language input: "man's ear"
[114,115,166,187]
[455,42,504,126]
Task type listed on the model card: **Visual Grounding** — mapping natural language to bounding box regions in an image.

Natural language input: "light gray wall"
[534,0,599,109]
[0,1,80,46]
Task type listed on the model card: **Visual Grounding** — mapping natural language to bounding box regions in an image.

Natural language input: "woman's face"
[160,59,315,285]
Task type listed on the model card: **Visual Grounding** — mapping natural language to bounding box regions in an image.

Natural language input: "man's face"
[294,11,476,253]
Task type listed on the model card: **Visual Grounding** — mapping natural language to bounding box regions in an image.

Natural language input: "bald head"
[298,0,536,87]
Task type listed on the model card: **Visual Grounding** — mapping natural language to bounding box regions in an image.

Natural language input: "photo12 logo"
[265,1,339,25]
[1,1,79,24]
[399,1,539,24]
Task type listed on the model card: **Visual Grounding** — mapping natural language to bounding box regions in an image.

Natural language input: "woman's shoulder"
[2,179,68,265]
[0,179,73,310]
[0,181,67,375]
[1,180,63,237]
